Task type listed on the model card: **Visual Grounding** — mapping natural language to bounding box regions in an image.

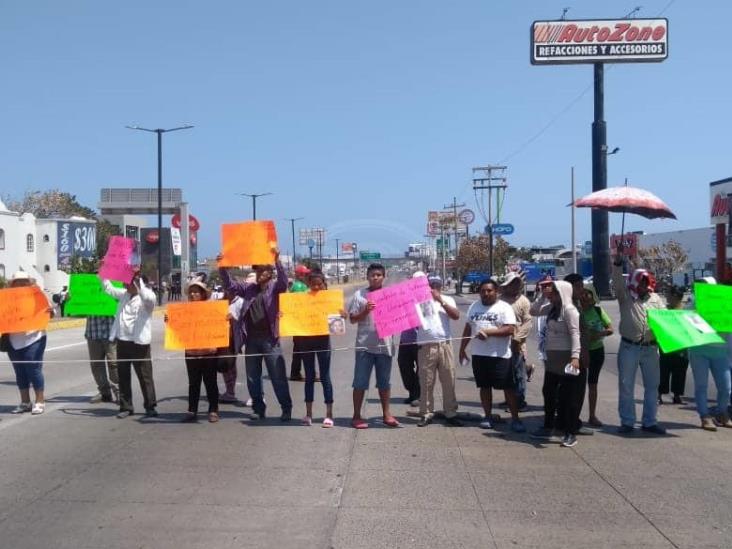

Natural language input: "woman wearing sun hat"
[4,271,54,415]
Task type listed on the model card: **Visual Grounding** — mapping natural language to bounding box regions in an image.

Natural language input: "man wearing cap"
[416,274,462,427]
[612,248,665,435]
[289,264,311,381]
[218,248,293,421]
[500,272,532,412]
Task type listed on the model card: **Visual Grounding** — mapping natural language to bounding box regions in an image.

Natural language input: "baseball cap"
[295,265,311,275]
[427,274,443,287]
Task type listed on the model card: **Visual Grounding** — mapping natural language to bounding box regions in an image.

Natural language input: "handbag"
[0,334,11,353]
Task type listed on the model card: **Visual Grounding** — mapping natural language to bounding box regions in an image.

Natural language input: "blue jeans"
[8,336,46,391]
[353,351,392,390]
[689,349,731,418]
[244,338,293,415]
[617,340,660,428]
[511,351,527,404]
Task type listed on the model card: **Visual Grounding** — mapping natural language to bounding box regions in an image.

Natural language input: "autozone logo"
[531,18,668,64]
[711,194,729,218]
[534,21,666,44]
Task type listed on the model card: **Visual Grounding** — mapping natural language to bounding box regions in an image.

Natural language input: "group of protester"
[3,243,732,443]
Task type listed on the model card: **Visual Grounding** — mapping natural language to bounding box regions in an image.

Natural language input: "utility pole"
[443,196,465,278]
[285,217,304,271]
[238,192,272,220]
[335,238,340,284]
[571,167,577,274]
[473,166,507,276]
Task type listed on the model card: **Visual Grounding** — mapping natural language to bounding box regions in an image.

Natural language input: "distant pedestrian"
[529,281,582,447]
[219,247,293,421]
[499,272,532,411]
[348,263,399,429]
[177,279,220,423]
[612,247,665,435]
[4,271,54,415]
[459,279,525,433]
[578,285,613,427]
[103,272,158,418]
[416,274,461,427]
[658,286,688,406]
[686,278,732,431]
[299,270,339,427]
[289,264,311,382]
[84,315,119,404]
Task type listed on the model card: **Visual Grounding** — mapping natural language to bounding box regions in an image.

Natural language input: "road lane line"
[46,342,86,352]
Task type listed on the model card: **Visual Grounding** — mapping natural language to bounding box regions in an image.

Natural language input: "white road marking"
[46,342,86,352]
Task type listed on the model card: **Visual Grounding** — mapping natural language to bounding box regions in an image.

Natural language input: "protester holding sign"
[103,273,158,418]
[2,272,54,415]
[657,287,688,407]
[218,247,293,421]
[348,263,399,429]
[85,316,118,404]
[685,278,732,431]
[289,264,311,382]
[177,279,221,423]
[299,270,343,428]
[612,250,665,435]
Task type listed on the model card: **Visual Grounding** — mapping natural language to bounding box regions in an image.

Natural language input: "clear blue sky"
[1,0,729,259]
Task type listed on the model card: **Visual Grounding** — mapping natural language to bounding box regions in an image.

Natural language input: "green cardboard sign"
[65,274,122,317]
[694,283,732,332]
[647,309,724,354]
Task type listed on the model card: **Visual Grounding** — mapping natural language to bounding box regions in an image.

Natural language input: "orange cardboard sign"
[279,290,344,337]
[220,220,278,267]
[0,286,51,333]
[164,300,230,350]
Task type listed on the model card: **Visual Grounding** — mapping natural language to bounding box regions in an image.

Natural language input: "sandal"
[31,402,45,415]
[383,416,400,428]
[11,402,32,414]
[208,412,219,423]
[181,412,197,422]
[301,416,312,426]
[351,418,368,429]
[322,417,334,428]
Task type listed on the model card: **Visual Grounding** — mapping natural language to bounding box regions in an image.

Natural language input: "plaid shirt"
[85,315,114,341]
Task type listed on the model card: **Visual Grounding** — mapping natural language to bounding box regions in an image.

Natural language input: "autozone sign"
[531,19,668,64]
[709,178,732,225]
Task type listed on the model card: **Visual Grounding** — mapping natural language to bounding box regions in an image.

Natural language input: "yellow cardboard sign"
[279,289,344,337]
[164,300,230,350]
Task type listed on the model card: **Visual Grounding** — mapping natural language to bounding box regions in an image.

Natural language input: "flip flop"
[322,418,334,428]
[351,418,368,429]
[383,416,400,428]
[301,416,312,426]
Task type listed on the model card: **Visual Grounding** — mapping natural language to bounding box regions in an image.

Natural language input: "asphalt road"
[0,286,729,548]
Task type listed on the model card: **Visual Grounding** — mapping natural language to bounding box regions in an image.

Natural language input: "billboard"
[427,211,467,236]
[57,221,97,270]
[531,18,668,64]
[341,242,354,253]
[299,227,326,246]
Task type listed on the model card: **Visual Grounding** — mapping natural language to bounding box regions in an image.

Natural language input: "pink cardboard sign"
[99,236,137,283]
[369,277,432,339]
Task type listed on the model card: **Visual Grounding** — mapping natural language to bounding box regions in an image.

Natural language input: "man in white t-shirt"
[416,274,461,427]
[459,278,525,433]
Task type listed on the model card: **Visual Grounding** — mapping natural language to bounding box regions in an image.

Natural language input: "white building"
[0,199,96,294]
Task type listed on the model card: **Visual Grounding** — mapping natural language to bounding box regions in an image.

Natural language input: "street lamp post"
[238,192,272,220]
[335,238,340,284]
[285,217,304,271]
[126,124,193,306]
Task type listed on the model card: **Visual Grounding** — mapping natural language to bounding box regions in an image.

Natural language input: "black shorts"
[472,356,514,390]
[588,347,605,385]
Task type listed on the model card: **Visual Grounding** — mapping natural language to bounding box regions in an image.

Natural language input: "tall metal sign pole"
[530,17,668,298]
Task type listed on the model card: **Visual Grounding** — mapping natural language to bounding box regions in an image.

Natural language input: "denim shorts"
[353,350,392,390]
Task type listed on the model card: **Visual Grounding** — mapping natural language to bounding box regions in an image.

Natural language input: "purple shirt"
[220,262,288,347]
